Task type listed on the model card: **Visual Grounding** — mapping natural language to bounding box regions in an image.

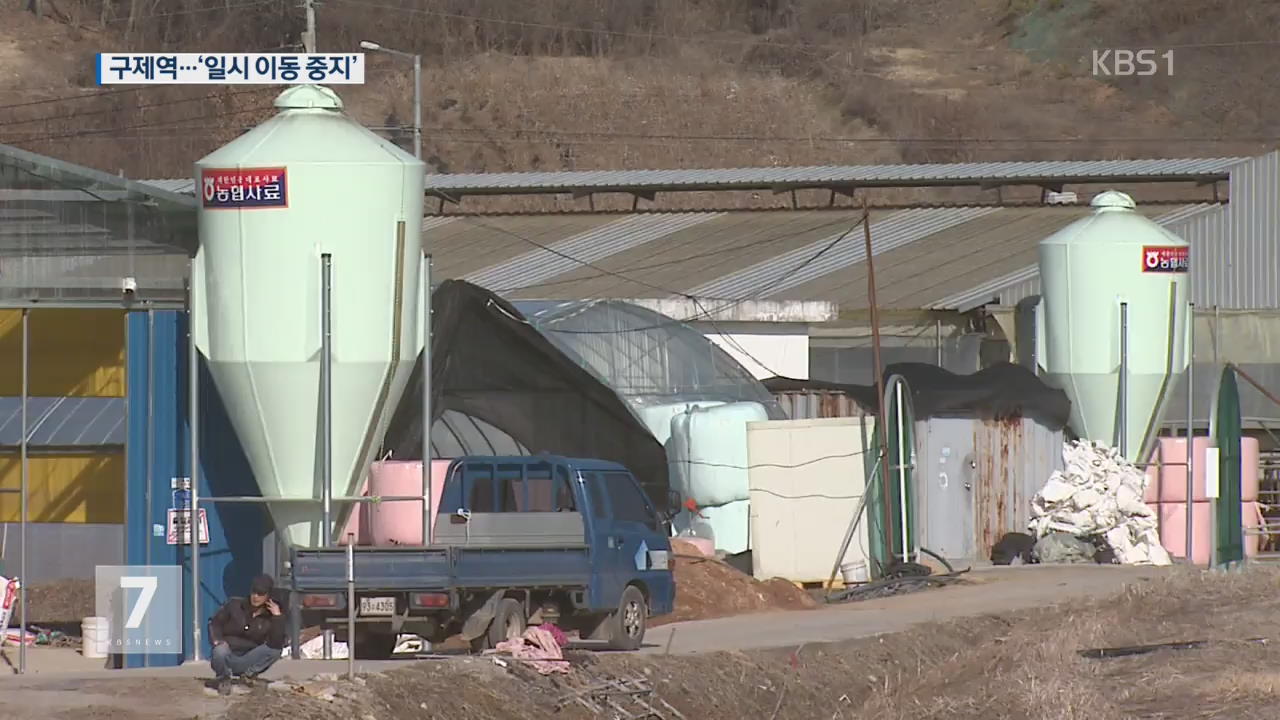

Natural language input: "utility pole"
[302,0,316,53]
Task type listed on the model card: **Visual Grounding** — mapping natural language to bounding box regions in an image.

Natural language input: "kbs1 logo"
[1092,49,1174,77]
[94,566,182,654]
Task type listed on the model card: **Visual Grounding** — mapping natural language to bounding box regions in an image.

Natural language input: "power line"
[0,88,145,111]
[0,88,275,128]
[505,214,858,294]
[420,125,1280,146]
[6,104,274,144]
[14,0,281,44]
[675,449,868,472]
[327,0,1280,55]
[482,216,865,335]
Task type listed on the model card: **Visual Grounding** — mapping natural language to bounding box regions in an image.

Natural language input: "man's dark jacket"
[208,597,286,654]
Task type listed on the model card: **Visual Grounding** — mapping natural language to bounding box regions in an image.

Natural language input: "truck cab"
[291,454,675,657]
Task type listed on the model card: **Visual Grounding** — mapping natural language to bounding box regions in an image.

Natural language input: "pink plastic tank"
[365,459,451,546]
[1152,501,1263,565]
[1143,437,1259,503]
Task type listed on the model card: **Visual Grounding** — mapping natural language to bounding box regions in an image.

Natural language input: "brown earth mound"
[656,539,816,626]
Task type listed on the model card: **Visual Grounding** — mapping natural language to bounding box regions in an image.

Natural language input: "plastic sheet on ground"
[283,633,426,658]
[1029,440,1172,566]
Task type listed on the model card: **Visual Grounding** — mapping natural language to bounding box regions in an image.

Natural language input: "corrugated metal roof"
[689,207,999,300]
[141,157,1245,199]
[465,213,721,293]
[0,397,126,447]
[418,158,1245,197]
[139,178,196,194]
[435,203,1211,312]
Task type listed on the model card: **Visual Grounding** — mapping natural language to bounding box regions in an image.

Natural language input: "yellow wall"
[0,309,126,397]
[0,452,125,524]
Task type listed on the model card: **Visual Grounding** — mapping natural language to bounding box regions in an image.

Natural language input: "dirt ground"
[656,541,817,626]
[205,565,1280,720]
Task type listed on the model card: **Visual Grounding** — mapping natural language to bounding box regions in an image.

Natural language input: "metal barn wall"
[772,390,863,420]
[1173,151,1280,310]
[125,310,267,668]
[915,416,1064,563]
[0,523,122,583]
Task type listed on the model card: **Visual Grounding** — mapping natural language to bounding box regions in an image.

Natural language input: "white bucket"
[840,560,869,585]
[82,616,109,659]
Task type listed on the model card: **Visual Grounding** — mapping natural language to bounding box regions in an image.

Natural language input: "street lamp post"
[360,41,421,160]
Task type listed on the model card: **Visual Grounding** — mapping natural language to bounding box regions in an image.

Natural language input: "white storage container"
[746,416,873,583]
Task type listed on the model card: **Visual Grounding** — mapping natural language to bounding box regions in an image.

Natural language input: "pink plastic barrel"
[1143,437,1259,503]
[1151,500,1263,565]
[367,459,451,546]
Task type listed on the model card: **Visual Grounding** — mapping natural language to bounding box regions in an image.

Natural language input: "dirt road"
[0,564,1176,719]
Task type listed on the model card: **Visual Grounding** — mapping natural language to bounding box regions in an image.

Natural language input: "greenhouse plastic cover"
[382,280,782,510]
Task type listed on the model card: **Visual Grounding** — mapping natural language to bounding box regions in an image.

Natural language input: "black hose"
[918,546,958,574]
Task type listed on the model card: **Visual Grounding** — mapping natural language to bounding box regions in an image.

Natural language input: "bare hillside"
[0,0,1275,187]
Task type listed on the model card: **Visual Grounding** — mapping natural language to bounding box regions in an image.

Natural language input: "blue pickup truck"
[289,455,677,658]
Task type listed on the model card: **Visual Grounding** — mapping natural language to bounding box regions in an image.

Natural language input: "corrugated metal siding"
[1175,151,1280,310]
[970,417,1064,559]
[772,390,864,420]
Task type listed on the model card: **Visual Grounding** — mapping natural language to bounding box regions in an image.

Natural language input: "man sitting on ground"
[208,574,286,694]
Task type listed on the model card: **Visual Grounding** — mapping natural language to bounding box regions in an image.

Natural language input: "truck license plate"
[359,596,396,616]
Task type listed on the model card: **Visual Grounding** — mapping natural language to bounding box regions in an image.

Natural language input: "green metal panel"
[866,376,916,577]
[1214,366,1244,566]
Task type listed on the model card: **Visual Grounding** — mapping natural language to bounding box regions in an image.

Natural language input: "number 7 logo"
[120,576,158,630]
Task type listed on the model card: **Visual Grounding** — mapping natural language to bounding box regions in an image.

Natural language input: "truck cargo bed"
[291,547,451,591]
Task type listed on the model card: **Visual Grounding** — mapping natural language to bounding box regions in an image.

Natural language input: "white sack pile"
[1029,440,1172,566]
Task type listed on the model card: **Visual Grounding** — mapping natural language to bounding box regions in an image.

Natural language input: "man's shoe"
[240,673,259,689]
[217,678,234,696]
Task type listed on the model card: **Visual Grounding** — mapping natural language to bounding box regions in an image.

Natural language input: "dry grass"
[0,0,1275,212]
[215,566,1280,720]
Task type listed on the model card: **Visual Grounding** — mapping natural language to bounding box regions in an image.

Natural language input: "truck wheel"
[353,629,398,660]
[606,585,647,651]
[470,598,526,653]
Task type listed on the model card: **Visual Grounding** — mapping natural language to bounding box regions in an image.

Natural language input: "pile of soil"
[656,539,816,626]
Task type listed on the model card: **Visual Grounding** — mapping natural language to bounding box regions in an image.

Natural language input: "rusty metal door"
[919,418,975,562]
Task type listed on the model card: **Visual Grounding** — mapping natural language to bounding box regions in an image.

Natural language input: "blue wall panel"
[125,310,268,668]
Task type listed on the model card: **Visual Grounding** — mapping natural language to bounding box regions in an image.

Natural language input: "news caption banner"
[95,53,365,85]
[95,565,183,654]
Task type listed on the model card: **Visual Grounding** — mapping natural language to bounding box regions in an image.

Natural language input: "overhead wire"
[479,214,865,335]
[7,104,275,144]
[325,0,1280,55]
[0,87,275,128]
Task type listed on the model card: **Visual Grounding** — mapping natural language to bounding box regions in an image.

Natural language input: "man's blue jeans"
[211,642,281,680]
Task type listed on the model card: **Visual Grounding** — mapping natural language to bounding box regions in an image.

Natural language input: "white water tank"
[1037,190,1189,463]
[192,85,426,547]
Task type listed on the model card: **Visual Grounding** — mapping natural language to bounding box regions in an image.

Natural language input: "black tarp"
[764,362,1072,430]
[382,280,672,510]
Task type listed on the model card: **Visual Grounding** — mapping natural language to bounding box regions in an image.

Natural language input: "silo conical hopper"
[191,85,426,547]
[1038,190,1190,464]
